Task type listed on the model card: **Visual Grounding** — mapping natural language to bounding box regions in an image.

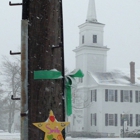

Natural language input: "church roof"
[89,69,140,86]
[86,21,104,25]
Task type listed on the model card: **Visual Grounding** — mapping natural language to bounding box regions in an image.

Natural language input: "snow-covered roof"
[89,69,140,86]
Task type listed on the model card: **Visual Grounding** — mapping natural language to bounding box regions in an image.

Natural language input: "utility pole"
[21,0,65,139]
[28,0,65,140]
[21,0,29,140]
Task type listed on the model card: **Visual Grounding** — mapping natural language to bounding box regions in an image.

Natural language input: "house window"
[91,113,96,126]
[121,90,132,102]
[135,91,140,102]
[82,35,84,44]
[121,114,133,126]
[105,89,117,102]
[91,90,97,102]
[105,114,117,126]
[93,35,97,43]
[136,114,140,126]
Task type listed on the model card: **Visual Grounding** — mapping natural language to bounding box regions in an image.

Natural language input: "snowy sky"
[0,0,140,71]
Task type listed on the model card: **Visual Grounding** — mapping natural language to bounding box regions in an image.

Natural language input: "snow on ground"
[66,137,139,140]
[0,133,20,140]
[0,133,139,140]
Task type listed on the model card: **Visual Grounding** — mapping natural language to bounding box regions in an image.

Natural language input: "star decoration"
[33,110,70,140]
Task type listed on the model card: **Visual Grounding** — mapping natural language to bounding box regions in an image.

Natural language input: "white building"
[69,0,140,137]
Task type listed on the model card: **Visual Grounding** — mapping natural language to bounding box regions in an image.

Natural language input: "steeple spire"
[86,0,97,22]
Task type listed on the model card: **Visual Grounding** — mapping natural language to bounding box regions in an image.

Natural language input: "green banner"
[34,69,84,116]
[34,70,62,80]
[65,69,84,115]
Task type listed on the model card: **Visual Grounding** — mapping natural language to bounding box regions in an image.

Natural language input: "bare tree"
[0,83,7,131]
[1,56,20,133]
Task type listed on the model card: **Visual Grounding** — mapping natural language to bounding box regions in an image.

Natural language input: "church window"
[82,35,84,44]
[93,35,97,43]
[91,90,97,102]
[121,114,133,126]
[67,125,70,132]
[109,114,114,126]
[123,91,129,102]
[136,114,140,126]
[121,90,132,102]
[105,114,117,126]
[73,115,76,125]
[91,113,96,126]
[105,89,117,102]
[79,78,83,83]
[135,91,140,102]
[109,90,115,101]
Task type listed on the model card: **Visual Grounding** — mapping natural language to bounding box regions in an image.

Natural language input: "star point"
[33,110,70,140]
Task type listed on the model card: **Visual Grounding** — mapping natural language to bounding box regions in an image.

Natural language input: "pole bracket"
[9,1,22,6]
[20,113,28,117]
[10,50,21,55]
[11,95,21,100]
[52,43,62,49]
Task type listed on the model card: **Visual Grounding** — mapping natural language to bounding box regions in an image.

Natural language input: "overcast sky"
[0,0,140,72]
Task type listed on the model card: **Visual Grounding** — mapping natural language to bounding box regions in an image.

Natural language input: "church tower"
[71,0,110,132]
[74,0,109,84]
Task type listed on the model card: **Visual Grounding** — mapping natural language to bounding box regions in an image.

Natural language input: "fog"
[0,0,140,71]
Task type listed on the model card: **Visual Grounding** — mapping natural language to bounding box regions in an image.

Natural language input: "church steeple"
[86,0,97,22]
[74,0,109,75]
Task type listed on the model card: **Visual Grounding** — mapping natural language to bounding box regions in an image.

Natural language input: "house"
[68,0,140,137]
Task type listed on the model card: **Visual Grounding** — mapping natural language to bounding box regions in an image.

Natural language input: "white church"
[68,0,140,138]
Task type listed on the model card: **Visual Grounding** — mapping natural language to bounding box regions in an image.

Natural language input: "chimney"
[130,62,135,84]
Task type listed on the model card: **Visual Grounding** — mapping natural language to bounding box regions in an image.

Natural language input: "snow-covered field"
[0,133,20,140]
[0,133,139,140]
[66,137,140,140]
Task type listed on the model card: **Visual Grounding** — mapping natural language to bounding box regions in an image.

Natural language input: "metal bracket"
[11,95,21,100]
[20,113,28,117]
[52,43,62,49]
[9,1,22,6]
[10,50,21,55]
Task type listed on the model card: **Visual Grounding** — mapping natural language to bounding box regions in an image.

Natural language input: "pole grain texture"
[21,0,65,139]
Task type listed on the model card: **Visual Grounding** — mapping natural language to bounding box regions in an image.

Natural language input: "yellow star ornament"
[33,110,70,140]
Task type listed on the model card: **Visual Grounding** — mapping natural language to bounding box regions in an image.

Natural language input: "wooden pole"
[27,0,65,139]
